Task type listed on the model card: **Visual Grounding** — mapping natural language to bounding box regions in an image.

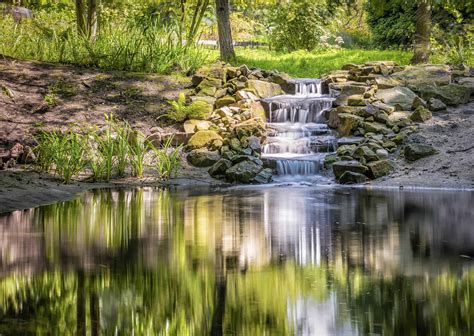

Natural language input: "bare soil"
[0,55,190,149]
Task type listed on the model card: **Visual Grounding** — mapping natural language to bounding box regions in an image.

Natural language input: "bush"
[268,0,332,52]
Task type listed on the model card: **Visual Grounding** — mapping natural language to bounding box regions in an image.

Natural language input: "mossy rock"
[225,160,263,183]
[187,149,220,167]
[367,159,395,178]
[410,106,432,122]
[234,118,266,139]
[404,143,438,161]
[215,95,236,108]
[187,130,223,150]
[337,113,364,136]
[208,158,233,178]
[339,171,369,184]
[246,79,283,98]
[185,100,214,120]
[332,160,369,179]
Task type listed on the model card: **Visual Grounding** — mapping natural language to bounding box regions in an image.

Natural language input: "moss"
[187,131,223,150]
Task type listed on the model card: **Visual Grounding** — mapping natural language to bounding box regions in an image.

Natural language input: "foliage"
[229,47,411,77]
[165,93,213,122]
[128,130,151,178]
[34,130,87,183]
[151,136,182,180]
[267,0,332,52]
[0,3,211,74]
[431,23,474,65]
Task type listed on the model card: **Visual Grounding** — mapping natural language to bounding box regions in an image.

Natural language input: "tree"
[411,0,432,64]
[75,0,97,41]
[215,0,235,61]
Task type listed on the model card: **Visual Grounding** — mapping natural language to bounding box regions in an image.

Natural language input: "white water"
[262,79,336,180]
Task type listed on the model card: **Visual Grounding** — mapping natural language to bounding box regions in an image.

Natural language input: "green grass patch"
[226,48,413,78]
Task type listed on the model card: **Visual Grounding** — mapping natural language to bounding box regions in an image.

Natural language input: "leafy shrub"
[268,0,332,52]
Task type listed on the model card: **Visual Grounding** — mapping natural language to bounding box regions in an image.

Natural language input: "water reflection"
[0,187,473,335]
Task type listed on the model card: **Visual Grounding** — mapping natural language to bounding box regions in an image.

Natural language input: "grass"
[226,47,414,77]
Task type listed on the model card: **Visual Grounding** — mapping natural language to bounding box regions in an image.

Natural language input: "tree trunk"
[75,0,87,36]
[87,0,98,41]
[215,0,235,61]
[411,0,431,64]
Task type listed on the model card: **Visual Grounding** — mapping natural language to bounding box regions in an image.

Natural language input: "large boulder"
[246,79,283,98]
[332,160,369,179]
[374,77,402,89]
[215,95,236,108]
[411,83,472,106]
[392,64,452,87]
[187,130,223,150]
[187,149,220,167]
[367,159,395,178]
[404,143,438,161]
[226,160,263,183]
[270,73,296,93]
[375,86,418,110]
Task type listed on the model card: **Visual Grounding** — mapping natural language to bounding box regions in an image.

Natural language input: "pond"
[0,186,473,335]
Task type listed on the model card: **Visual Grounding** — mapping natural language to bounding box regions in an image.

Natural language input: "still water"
[0,186,473,335]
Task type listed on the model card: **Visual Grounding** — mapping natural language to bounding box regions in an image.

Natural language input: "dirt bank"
[373,101,474,189]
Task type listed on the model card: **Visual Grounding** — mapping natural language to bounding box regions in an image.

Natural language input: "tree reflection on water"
[0,187,473,335]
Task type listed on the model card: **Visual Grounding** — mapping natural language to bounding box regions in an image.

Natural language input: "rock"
[336,113,364,136]
[251,168,273,184]
[341,63,361,71]
[271,73,296,93]
[324,154,339,168]
[457,77,474,89]
[248,136,261,153]
[371,101,395,114]
[337,144,357,156]
[187,130,223,150]
[411,83,471,106]
[239,64,250,77]
[234,118,266,139]
[19,146,36,164]
[375,149,389,159]
[186,100,214,119]
[338,171,369,184]
[246,79,283,98]
[392,64,452,87]
[183,120,211,134]
[197,77,222,95]
[145,132,162,147]
[187,149,220,167]
[249,101,266,120]
[236,90,259,101]
[361,121,391,135]
[3,158,16,169]
[194,65,228,82]
[337,137,364,146]
[229,138,242,151]
[214,87,228,99]
[411,96,427,109]
[404,143,438,161]
[367,159,395,178]
[190,95,216,107]
[161,132,190,146]
[226,160,263,183]
[215,95,236,108]
[9,143,24,159]
[374,76,402,89]
[427,98,447,111]
[353,145,379,162]
[332,160,369,179]
[347,95,366,106]
[410,106,432,122]
[208,158,233,177]
[334,85,368,106]
[388,111,411,127]
[375,86,418,111]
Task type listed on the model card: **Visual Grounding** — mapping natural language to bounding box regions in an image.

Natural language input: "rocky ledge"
[321,62,473,184]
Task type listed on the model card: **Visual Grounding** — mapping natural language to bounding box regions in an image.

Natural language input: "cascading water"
[262,79,336,181]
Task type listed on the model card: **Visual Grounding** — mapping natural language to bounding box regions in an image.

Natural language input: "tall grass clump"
[128,131,151,178]
[151,136,182,180]
[35,130,87,183]
[0,4,210,74]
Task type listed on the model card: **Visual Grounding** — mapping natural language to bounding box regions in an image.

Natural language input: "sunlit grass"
[225,48,413,77]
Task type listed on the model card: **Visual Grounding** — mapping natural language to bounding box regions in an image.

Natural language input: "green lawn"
[224,48,413,78]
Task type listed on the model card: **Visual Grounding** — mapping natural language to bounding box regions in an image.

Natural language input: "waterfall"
[262,78,336,180]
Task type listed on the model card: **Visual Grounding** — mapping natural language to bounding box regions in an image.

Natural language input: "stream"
[1,186,473,335]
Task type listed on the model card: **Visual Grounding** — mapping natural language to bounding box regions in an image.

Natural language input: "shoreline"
[1,168,472,214]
